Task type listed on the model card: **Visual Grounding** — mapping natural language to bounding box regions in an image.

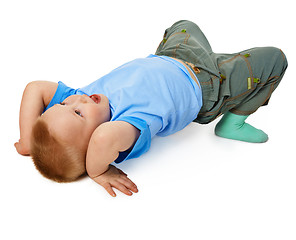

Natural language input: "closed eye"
[75,109,83,117]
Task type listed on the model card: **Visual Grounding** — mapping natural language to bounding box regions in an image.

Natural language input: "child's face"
[41,94,111,152]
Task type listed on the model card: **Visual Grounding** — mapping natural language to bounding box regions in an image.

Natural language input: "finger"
[14,142,22,154]
[14,142,19,149]
[120,175,138,191]
[117,178,138,193]
[101,182,116,197]
[112,181,133,196]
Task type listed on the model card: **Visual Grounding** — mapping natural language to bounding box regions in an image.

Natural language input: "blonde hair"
[30,118,86,182]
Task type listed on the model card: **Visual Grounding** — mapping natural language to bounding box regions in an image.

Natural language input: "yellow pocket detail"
[247,77,252,89]
[247,77,260,89]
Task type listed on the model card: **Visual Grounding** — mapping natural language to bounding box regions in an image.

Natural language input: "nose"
[78,95,88,104]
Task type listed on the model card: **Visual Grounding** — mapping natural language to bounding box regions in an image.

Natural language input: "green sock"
[214,112,268,143]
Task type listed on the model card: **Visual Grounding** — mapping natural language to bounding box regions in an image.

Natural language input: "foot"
[214,112,268,143]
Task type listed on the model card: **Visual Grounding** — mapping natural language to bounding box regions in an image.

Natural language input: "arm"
[14,81,58,156]
[86,121,140,197]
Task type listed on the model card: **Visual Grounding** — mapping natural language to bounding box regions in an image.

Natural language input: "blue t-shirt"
[45,54,202,163]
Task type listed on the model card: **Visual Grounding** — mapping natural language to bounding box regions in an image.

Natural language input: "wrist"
[89,165,110,179]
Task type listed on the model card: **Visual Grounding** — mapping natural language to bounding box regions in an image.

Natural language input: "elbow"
[26,80,41,88]
[25,81,37,91]
[24,81,43,93]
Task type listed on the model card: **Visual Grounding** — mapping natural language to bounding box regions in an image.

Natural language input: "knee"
[278,48,288,72]
[259,47,287,88]
[171,20,199,30]
[174,20,195,25]
[266,47,288,73]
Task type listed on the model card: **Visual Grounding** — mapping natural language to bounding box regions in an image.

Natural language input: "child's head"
[30,94,111,182]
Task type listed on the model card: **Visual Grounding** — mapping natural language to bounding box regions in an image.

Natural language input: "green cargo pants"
[155,20,288,124]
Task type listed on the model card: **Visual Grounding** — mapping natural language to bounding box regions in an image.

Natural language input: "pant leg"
[155,20,223,123]
[228,47,288,115]
[195,47,288,122]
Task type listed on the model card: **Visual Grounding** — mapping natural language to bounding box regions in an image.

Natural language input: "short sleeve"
[44,81,77,112]
[113,116,151,164]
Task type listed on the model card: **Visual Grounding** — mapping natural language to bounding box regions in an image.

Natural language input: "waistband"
[169,57,200,88]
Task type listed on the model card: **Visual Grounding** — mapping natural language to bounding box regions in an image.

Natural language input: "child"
[15,20,287,197]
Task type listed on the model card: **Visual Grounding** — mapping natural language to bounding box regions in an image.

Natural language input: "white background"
[1,0,295,239]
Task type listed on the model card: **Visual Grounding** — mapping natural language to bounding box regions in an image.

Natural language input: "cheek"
[85,107,103,128]
[89,105,109,121]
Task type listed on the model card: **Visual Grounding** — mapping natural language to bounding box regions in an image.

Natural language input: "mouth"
[89,94,101,104]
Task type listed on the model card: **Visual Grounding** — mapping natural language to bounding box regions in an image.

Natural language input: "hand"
[14,139,30,156]
[91,165,138,197]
